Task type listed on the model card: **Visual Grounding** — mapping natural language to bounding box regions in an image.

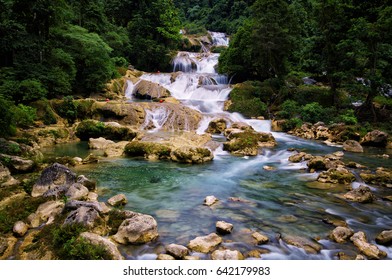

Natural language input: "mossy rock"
[75,120,137,141]
[124,141,172,160]
[317,168,356,184]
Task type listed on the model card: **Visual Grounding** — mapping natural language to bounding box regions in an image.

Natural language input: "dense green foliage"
[0,0,182,136]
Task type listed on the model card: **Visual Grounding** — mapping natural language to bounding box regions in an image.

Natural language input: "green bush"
[300,102,328,123]
[14,104,37,128]
[75,120,105,140]
[335,109,358,125]
[19,79,48,103]
[282,118,303,131]
[52,224,111,260]
[58,96,78,123]
[0,95,16,136]
[277,100,300,119]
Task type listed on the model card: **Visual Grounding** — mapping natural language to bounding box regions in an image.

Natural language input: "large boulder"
[32,163,77,197]
[112,214,159,244]
[344,185,375,203]
[104,141,129,157]
[330,226,354,243]
[64,206,104,229]
[188,233,222,253]
[0,154,34,173]
[79,232,124,260]
[211,249,244,260]
[343,140,363,153]
[375,230,392,246]
[124,141,172,160]
[350,231,387,259]
[360,130,388,147]
[133,80,170,100]
[317,167,356,184]
[65,183,90,200]
[65,200,110,215]
[170,147,213,163]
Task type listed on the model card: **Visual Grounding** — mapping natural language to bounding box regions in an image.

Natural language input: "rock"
[355,254,366,260]
[82,154,100,164]
[29,201,64,227]
[165,244,189,259]
[107,194,128,207]
[124,141,172,160]
[0,236,17,260]
[88,137,115,150]
[278,215,298,223]
[65,200,109,214]
[223,130,276,156]
[184,255,200,260]
[252,232,269,245]
[375,230,392,246]
[65,183,89,200]
[346,162,366,169]
[360,130,388,147]
[188,233,222,253]
[77,175,96,191]
[315,125,330,140]
[350,231,387,259]
[211,249,244,260]
[330,226,354,243]
[104,141,129,157]
[112,214,159,244]
[271,119,286,132]
[0,154,34,173]
[206,118,227,134]
[263,165,276,171]
[204,195,219,206]
[133,80,170,100]
[157,254,175,260]
[73,157,83,164]
[344,186,375,203]
[317,167,356,184]
[281,235,322,254]
[216,221,233,234]
[79,232,124,260]
[0,162,11,183]
[13,221,29,237]
[64,206,104,229]
[343,140,363,153]
[307,156,327,171]
[245,249,270,259]
[360,168,391,188]
[87,192,99,202]
[1,176,20,188]
[32,163,77,197]
[170,147,213,163]
[288,152,307,163]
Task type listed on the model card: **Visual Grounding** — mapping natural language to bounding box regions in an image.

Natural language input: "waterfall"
[129,31,271,133]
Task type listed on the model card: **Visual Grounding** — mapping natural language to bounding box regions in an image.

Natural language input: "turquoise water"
[62,134,392,260]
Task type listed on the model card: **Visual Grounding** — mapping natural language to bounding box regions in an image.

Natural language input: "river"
[43,32,392,260]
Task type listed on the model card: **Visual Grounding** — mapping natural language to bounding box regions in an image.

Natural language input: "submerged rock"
[188,233,222,253]
[344,186,375,203]
[79,232,124,260]
[112,214,159,244]
[350,231,387,259]
[375,230,392,246]
[343,140,363,153]
[330,226,354,243]
[288,152,308,163]
[281,235,322,254]
[211,249,244,260]
[204,195,219,206]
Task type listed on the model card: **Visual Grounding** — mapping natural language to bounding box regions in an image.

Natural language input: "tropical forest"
[0,0,391,260]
